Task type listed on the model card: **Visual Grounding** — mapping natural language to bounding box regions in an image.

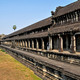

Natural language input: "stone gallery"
[1,0,80,80]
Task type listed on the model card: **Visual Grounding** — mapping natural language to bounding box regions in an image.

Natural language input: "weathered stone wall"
[0,45,80,80]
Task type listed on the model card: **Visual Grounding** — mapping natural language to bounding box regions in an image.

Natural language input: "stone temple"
[1,0,80,80]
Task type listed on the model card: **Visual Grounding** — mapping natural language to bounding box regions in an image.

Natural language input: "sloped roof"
[49,22,80,34]
[5,31,48,41]
[54,0,80,17]
[4,17,51,39]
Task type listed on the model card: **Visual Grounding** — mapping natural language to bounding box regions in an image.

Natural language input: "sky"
[0,0,77,35]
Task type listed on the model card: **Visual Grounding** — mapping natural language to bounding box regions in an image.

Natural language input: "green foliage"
[13,25,17,30]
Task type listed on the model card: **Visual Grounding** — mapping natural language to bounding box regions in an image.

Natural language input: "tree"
[13,25,17,30]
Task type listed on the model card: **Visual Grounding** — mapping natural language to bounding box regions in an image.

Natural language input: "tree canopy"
[13,25,17,30]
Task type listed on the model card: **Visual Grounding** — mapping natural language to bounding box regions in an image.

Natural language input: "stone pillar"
[59,35,63,52]
[36,39,39,50]
[19,41,20,47]
[24,40,26,47]
[23,40,25,47]
[26,40,27,48]
[15,41,16,46]
[71,35,76,53]
[54,19,56,24]
[22,40,23,47]
[41,38,44,50]
[11,40,15,48]
[17,41,18,47]
[32,40,34,49]
[66,36,68,50]
[16,41,18,47]
[49,36,52,50]
[28,40,30,48]
[67,16,69,22]
[75,12,78,21]
[71,14,74,22]
[17,41,19,47]
[74,13,76,21]
[20,40,22,47]
[61,20,63,24]
[21,40,23,47]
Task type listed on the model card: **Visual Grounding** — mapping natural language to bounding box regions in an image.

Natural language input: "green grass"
[0,49,42,80]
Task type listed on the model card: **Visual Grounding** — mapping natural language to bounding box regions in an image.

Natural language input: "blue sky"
[0,0,77,35]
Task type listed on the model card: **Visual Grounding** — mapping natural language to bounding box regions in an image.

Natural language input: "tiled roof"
[4,17,51,39]
[5,31,48,41]
[49,22,80,34]
[54,0,80,17]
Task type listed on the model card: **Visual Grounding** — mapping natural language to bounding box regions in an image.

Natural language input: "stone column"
[66,36,68,50]
[54,19,56,25]
[41,38,44,50]
[20,40,22,47]
[16,41,18,47]
[75,12,78,21]
[17,41,19,47]
[49,36,52,50]
[20,41,21,47]
[71,14,74,22]
[59,35,63,52]
[17,41,18,47]
[19,41,20,47]
[74,13,76,21]
[22,40,23,47]
[24,40,25,47]
[28,40,30,48]
[14,41,17,47]
[23,40,25,47]
[26,40,27,48]
[71,35,76,53]
[11,40,15,48]
[36,39,39,50]
[66,14,69,22]
[32,40,34,49]
[61,20,63,24]
[24,40,26,47]
[18,40,19,47]
[21,40,23,47]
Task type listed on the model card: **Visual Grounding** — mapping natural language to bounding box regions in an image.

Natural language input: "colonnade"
[2,33,77,53]
[12,34,76,53]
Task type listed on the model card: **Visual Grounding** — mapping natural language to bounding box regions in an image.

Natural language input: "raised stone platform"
[0,45,80,80]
